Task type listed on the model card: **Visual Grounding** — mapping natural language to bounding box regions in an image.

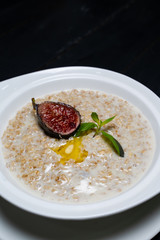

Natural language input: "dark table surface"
[0,1,160,239]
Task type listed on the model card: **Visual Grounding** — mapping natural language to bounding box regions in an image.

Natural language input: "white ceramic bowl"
[0,66,160,220]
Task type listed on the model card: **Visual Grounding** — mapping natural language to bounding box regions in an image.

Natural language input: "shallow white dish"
[0,66,160,220]
[1,195,160,240]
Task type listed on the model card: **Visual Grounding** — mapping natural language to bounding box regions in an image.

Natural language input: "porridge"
[1,89,155,204]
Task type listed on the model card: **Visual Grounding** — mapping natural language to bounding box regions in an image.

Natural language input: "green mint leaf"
[75,122,97,137]
[101,131,124,157]
[91,112,99,124]
[101,115,116,127]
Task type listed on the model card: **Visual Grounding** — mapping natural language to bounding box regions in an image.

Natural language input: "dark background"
[0,0,160,97]
[0,0,160,239]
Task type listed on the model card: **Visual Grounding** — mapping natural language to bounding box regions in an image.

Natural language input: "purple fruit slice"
[32,98,81,139]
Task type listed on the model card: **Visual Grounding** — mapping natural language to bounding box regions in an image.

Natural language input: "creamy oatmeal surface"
[2,89,155,204]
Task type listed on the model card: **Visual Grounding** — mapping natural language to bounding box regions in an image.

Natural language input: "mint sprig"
[75,122,97,136]
[101,131,124,157]
[75,112,124,157]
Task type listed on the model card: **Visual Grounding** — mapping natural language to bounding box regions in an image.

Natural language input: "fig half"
[32,98,81,139]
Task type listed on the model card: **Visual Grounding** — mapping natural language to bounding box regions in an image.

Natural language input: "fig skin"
[32,98,81,139]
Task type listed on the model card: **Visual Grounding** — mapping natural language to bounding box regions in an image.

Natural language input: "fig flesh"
[32,98,81,139]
